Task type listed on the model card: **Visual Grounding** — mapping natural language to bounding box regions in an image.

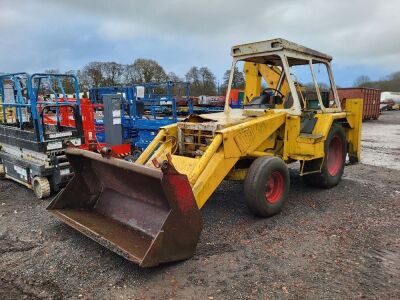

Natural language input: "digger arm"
[244,62,290,105]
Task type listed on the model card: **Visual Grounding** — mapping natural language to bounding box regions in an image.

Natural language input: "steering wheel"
[261,88,284,98]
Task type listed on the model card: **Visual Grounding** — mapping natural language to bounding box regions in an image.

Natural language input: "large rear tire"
[303,124,346,188]
[244,157,290,217]
[33,177,51,199]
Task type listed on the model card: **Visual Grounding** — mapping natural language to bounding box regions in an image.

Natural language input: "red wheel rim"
[265,171,284,204]
[327,135,343,176]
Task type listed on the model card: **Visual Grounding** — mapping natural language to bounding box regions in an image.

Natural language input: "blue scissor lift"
[0,73,84,198]
[89,86,134,144]
[89,81,193,153]
[133,81,193,150]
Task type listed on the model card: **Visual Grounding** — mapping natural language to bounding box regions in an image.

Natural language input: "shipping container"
[230,90,238,107]
[229,88,240,102]
[209,96,225,107]
[336,88,381,121]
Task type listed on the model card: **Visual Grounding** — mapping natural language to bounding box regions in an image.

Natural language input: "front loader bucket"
[47,148,202,267]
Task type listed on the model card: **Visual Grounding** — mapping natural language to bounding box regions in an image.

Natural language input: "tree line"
[47,59,245,96]
[353,71,400,91]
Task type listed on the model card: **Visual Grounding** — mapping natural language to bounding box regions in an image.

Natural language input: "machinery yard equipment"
[89,82,193,152]
[88,86,133,144]
[132,81,193,150]
[0,73,84,198]
[78,97,131,157]
[336,88,381,120]
[36,89,131,157]
[48,38,363,267]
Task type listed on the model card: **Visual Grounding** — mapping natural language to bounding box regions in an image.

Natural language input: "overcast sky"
[1,0,399,86]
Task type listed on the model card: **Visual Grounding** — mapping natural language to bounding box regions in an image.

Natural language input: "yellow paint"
[226,168,248,181]
[344,98,363,162]
[171,155,199,175]
[136,129,166,164]
[244,63,291,107]
[258,64,290,97]
[243,62,261,104]
[193,151,237,208]
[221,112,286,159]
[313,112,346,138]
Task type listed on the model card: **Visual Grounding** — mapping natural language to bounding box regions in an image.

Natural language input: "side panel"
[344,98,363,162]
[103,95,124,146]
[221,112,286,159]
[283,112,347,161]
[282,115,300,160]
[313,112,347,138]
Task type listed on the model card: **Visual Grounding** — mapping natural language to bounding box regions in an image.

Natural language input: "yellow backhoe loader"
[47,38,362,267]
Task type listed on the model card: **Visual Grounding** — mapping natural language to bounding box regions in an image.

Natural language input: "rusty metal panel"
[47,148,203,267]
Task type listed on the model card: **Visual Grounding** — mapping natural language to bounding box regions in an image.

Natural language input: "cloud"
[0,0,399,85]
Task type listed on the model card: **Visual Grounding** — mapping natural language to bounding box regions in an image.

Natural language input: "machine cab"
[225,38,343,116]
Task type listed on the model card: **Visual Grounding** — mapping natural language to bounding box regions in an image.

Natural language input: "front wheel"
[244,157,290,217]
[32,177,51,199]
[303,124,347,188]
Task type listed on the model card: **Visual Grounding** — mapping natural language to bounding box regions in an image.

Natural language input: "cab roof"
[231,38,332,62]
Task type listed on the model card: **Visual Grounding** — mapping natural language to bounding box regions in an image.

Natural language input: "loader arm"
[137,111,286,208]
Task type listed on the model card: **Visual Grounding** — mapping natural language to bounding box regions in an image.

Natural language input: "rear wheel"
[32,177,51,199]
[303,124,346,188]
[244,157,290,217]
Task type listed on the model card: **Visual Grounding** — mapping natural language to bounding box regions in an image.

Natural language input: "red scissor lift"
[41,97,131,156]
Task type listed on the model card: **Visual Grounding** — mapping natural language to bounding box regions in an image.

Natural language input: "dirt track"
[1,111,399,299]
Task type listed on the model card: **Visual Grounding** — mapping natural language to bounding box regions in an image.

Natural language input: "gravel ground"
[0,111,399,299]
[361,111,400,170]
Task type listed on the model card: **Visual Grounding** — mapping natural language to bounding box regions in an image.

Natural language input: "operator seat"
[245,92,282,109]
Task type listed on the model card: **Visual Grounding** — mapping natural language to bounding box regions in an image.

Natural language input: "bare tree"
[101,62,124,86]
[221,66,245,94]
[185,66,216,96]
[354,75,371,87]
[61,70,77,94]
[81,62,104,88]
[185,67,200,84]
[199,67,216,95]
[125,59,167,84]
[42,69,77,95]
[76,69,92,91]
[168,72,182,82]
